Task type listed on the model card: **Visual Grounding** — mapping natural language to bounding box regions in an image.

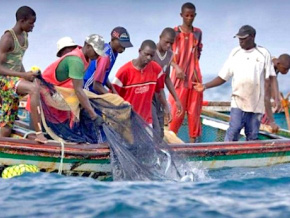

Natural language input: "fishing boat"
[1,100,290,181]
[1,129,290,181]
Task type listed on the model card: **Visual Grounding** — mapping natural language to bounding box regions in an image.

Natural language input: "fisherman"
[262,53,290,126]
[152,27,183,139]
[56,36,78,57]
[39,34,106,143]
[0,6,47,143]
[112,40,163,126]
[26,36,78,129]
[83,27,133,94]
[41,34,105,120]
[194,25,276,141]
[273,54,290,75]
[168,2,204,143]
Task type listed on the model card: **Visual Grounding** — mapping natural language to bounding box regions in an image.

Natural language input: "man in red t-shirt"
[112,40,163,125]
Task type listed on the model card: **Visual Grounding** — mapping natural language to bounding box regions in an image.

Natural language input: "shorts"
[0,76,22,128]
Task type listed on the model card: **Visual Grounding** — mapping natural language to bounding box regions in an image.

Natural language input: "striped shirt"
[171,26,203,88]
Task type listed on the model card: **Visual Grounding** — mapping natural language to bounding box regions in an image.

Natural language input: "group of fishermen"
[0,3,289,144]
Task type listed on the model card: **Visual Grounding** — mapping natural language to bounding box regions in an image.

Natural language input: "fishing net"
[37,76,194,181]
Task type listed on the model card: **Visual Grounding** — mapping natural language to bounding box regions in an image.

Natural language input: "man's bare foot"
[35,132,48,144]
[0,126,12,137]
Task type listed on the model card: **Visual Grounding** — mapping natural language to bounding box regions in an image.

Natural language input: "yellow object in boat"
[2,164,39,179]
[30,66,41,74]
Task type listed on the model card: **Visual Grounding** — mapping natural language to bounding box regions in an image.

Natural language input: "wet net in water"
[38,77,194,181]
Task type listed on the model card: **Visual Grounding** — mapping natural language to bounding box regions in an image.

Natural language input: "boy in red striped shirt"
[169,2,203,142]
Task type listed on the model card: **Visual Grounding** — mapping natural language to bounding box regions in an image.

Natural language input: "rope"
[58,141,65,175]
[23,131,38,139]
[22,131,65,174]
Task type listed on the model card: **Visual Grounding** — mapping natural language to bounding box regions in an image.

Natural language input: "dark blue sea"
[2,163,290,218]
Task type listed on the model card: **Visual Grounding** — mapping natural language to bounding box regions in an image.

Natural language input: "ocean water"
[2,164,290,218]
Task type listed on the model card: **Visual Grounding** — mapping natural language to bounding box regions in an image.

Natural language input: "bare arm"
[0,33,35,81]
[93,81,108,94]
[158,89,167,108]
[171,61,185,80]
[270,76,282,112]
[264,79,279,132]
[194,76,226,92]
[106,79,117,94]
[165,72,182,114]
[72,79,98,120]
[264,79,275,123]
[158,89,172,123]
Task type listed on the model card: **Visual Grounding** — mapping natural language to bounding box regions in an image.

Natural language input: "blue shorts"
[225,108,262,141]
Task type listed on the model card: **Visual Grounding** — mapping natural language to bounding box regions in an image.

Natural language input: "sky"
[1,0,289,100]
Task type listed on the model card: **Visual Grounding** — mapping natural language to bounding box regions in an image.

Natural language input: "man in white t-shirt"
[194,25,277,141]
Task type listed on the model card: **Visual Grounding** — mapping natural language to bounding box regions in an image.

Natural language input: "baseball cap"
[111,27,133,48]
[85,34,106,56]
[234,25,256,39]
[56,37,77,57]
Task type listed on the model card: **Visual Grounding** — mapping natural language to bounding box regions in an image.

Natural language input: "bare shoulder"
[0,31,14,53]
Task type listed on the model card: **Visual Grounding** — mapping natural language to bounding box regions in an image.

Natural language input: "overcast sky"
[1,0,289,100]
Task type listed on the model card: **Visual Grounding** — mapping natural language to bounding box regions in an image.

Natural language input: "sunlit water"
[2,163,290,217]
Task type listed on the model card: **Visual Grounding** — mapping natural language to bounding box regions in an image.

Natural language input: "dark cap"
[234,25,256,39]
[111,26,133,48]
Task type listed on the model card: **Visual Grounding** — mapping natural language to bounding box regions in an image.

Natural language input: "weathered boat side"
[2,136,290,180]
[171,139,290,169]
[0,137,112,180]
[1,104,290,180]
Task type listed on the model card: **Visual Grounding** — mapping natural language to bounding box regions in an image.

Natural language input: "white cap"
[56,37,77,57]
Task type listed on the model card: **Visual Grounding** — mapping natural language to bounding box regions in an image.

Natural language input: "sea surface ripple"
[2,164,290,218]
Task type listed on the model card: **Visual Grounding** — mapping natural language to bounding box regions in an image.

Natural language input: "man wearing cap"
[56,36,78,57]
[41,34,106,121]
[83,27,133,94]
[25,36,79,128]
[194,25,277,141]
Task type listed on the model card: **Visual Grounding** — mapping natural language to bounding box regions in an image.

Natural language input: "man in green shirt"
[40,34,106,143]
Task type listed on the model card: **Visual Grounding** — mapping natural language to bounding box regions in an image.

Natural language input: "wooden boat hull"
[0,137,112,180]
[0,101,289,180]
[175,140,290,169]
[1,137,290,180]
